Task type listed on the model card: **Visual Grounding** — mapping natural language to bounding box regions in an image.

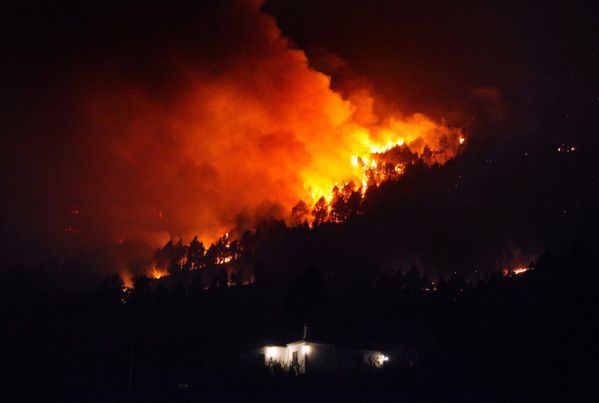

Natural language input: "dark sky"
[1,0,598,277]
[265,0,598,140]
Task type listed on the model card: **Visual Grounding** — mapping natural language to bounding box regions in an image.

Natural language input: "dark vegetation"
[2,244,597,401]
[2,139,598,401]
[131,132,599,290]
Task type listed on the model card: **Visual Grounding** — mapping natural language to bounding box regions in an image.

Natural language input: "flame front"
[298,112,464,208]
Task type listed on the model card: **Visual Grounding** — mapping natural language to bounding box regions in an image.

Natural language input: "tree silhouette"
[405,265,421,292]
[330,182,362,222]
[168,240,186,274]
[205,235,232,266]
[97,273,126,305]
[312,197,329,225]
[230,269,243,287]
[211,268,229,288]
[186,236,205,270]
[290,200,310,226]
[131,275,152,301]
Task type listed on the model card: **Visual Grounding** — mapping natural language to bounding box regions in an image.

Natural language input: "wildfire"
[150,267,169,279]
[137,118,466,279]
[121,271,134,288]
[297,113,465,212]
[216,256,233,264]
[503,266,532,277]
[512,267,530,275]
[74,0,468,285]
[295,124,465,225]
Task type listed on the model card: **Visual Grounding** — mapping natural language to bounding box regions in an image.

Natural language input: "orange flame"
[150,267,169,280]
[121,271,134,289]
[512,267,529,275]
[502,266,531,277]
[296,111,464,207]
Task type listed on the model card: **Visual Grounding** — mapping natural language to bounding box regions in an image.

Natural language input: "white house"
[244,339,391,374]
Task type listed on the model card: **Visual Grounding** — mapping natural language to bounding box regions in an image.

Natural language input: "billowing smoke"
[1,0,462,274]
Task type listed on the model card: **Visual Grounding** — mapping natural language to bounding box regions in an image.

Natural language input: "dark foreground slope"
[2,247,597,401]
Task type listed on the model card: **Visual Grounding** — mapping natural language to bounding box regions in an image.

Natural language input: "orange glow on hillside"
[121,271,134,289]
[150,267,169,279]
[293,110,464,208]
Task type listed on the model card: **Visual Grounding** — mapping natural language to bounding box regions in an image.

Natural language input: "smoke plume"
[1,0,462,270]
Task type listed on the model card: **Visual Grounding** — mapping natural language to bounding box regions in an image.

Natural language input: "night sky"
[1,0,598,278]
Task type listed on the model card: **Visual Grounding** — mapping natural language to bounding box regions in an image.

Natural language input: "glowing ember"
[557,144,576,153]
[503,266,532,277]
[512,267,530,275]
[216,256,233,264]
